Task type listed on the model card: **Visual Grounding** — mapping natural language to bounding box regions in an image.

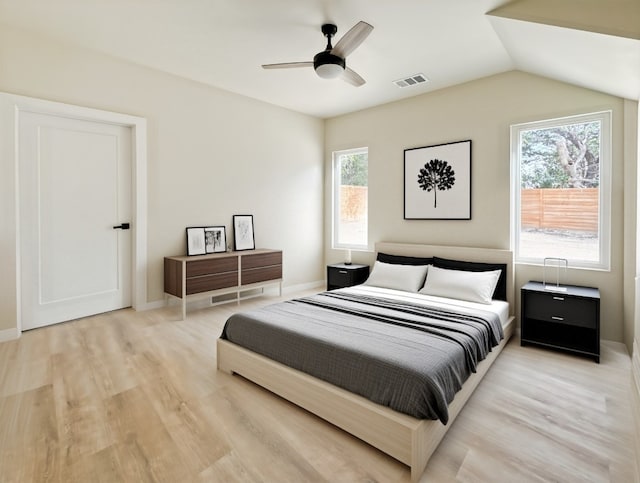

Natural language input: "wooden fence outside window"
[340,186,368,221]
[521,188,598,232]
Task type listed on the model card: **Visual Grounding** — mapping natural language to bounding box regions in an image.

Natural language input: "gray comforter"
[220,289,503,424]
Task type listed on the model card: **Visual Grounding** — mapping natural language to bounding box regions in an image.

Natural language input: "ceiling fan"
[262,21,374,87]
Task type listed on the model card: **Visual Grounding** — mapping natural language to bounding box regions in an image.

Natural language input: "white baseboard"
[137,300,166,311]
[0,327,20,342]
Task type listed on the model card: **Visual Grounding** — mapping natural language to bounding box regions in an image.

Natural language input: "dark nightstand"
[327,263,370,291]
[521,281,600,363]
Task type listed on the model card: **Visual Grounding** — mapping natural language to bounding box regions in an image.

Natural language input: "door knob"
[113,223,130,230]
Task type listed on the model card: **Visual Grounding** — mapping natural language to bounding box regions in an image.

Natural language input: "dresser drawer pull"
[552,297,565,301]
[551,316,564,321]
[339,270,348,274]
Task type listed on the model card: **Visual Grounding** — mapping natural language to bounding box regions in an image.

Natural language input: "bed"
[217,242,515,481]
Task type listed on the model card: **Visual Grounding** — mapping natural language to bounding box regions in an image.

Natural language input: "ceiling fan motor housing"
[313,51,345,78]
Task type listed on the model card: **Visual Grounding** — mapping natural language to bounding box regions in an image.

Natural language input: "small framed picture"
[186,227,206,256]
[204,226,227,253]
[233,215,255,251]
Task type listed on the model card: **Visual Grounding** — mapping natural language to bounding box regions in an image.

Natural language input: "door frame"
[4,93,147,335]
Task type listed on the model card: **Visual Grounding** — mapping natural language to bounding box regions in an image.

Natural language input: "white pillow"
[419,265,501,304]
[363,261,429,293]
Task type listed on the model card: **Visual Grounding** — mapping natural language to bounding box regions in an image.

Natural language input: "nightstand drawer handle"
[339,270,348,274]
[553,296,565,301]
[551,316,564,321]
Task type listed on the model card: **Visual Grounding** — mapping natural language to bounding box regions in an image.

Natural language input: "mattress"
[220,287,505,424]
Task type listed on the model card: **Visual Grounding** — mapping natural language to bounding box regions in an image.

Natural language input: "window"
[332,147,368,250]
[511,111,611,270]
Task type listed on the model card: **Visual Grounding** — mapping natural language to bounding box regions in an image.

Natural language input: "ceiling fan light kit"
[313,51,345,79]
[262,21,373,87]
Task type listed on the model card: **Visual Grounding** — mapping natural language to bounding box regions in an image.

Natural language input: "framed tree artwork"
[404,139,471,220]
[233,215,255,251]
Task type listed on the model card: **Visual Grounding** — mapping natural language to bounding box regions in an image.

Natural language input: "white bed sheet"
[343,284,510,326]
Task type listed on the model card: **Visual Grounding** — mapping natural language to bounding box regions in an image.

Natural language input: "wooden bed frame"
[216,242,515,481]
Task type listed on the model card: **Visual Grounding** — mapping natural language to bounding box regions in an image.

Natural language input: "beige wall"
[325,71,631,344]
[0,25,324,332]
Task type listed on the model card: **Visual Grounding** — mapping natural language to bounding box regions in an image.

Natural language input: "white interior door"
[19,111,132,330]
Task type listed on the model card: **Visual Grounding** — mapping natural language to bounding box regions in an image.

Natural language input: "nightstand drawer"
[328,268,353,286]
[524,292,597,328]
[326,263,370,290]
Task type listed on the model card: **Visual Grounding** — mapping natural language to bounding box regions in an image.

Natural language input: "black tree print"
[417,159,456,208]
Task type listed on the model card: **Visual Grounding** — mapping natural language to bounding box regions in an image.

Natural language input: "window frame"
[510,110,612,271]
[332,147,369,251]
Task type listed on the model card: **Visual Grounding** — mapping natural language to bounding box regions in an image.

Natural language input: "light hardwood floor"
[0,290,637,482]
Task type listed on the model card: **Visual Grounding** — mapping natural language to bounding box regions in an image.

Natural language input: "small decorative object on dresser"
[521,281,600,363]
[327,263,369,290]
[233,215,255,251]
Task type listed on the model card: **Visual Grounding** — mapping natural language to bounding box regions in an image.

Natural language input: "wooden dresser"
[164,249,282,319]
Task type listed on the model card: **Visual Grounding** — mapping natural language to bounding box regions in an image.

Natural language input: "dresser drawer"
[186,272,238,294]
[242,265,282,285]
[524,291,597,328]
[242,251,282,270]
[186,257,238,277]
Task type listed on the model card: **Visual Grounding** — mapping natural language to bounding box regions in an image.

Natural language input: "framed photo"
[404,139,472,220]
[233,215,255,251]
[204,226,227,253]
[185,227,206,256]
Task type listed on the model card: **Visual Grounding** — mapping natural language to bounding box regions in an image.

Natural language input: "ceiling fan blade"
[342,67,366,87]
[262,62,314,70]
[331,21,373,58]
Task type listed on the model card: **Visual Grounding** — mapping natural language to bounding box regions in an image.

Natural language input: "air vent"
[393,73,429,88]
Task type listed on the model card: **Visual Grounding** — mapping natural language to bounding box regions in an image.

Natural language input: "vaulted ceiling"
[0,0,638,118]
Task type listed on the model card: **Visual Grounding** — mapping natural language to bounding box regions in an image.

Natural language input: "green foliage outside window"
[340,153,368,186]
